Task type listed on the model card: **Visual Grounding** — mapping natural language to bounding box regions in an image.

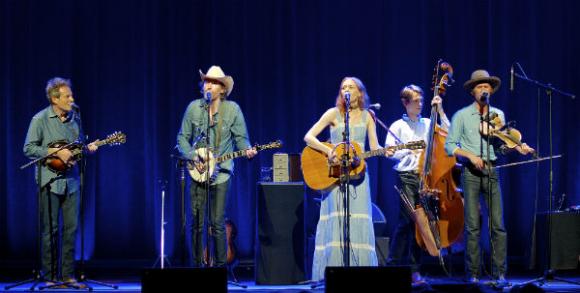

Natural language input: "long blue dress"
[311,108,378,281]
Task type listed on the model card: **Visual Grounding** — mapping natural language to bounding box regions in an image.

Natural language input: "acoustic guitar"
[46,131,126,173]
[301,140,426,190]
[188,140,282,183]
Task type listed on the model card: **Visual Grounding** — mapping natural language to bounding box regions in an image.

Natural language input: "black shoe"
[494,275,510,288]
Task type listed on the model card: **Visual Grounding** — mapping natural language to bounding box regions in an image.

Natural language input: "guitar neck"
[216,149,250,163]
[360,143,417,159]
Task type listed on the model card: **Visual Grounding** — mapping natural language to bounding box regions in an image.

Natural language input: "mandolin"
[301,140,426,191]
[46,131,126,173]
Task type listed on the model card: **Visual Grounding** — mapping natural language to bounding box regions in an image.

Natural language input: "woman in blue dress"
[304,77,393,281]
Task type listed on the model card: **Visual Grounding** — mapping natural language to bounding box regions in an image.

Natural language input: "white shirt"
[385,114,450,172]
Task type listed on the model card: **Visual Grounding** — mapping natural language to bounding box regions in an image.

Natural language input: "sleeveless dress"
[311,109,378,281]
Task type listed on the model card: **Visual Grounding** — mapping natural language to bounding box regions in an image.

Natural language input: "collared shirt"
[177,99,251,185]
[444,103,505,161]
[23,106,82,194]
[385,114,450,172]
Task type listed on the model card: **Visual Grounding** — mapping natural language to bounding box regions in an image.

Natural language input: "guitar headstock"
[406,140,426,150]
[255,140,283,151]
[104,131,127,146]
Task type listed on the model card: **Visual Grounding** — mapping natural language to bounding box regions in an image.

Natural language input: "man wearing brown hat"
[444,70,534,287]
[177,65,257,268]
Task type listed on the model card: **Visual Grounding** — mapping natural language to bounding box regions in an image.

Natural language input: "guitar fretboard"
[216,149,249,163]
[360,142,424,159]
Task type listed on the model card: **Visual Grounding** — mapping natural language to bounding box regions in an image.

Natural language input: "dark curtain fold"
[2,0,579,268]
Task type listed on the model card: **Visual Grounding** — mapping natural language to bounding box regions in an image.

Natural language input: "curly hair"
[45,77,72,103]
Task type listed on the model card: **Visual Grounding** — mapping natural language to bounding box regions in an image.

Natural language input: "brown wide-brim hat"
[463,69,501,93]
[199,65,234,96]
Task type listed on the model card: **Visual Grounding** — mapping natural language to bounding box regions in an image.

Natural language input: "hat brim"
[463,76,501,93]
[199,71,234,96]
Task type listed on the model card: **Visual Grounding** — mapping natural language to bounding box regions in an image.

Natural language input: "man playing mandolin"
[385,84,451,285]
[444,70,534,287]
[23,77,98,286]
[177,65,256,268]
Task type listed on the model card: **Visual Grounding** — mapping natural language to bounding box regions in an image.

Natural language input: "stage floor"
[1,274,579,292]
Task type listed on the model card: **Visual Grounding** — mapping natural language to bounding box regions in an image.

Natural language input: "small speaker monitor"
[325,266,411,293]
[142,268,227,293]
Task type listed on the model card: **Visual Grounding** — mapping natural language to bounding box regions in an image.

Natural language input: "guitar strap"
[214,102,226,152]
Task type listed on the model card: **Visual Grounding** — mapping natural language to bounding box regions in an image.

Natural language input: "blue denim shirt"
[23,106,82,194]
[445,103,505,161]
[177,99,251,185]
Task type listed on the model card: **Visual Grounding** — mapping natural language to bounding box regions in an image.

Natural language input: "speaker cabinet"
[325,266,411,293]
[255,182,306,284]
[535,211,580,270]
[141,268,227,293]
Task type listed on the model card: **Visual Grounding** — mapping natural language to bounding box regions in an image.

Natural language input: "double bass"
[412,60,464,257]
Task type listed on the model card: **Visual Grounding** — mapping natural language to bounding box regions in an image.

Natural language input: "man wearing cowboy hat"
[177,65,257,268]
[444,69,534,287]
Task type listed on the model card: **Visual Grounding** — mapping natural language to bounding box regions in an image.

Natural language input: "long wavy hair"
[335,77,370,114]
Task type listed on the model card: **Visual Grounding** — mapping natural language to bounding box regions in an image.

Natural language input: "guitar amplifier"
[273,153,302,182]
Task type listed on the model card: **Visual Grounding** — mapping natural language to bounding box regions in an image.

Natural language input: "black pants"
[190,179,230,267]
[40,187,79,280]
[388,171,422,272]
[462,167,506,278]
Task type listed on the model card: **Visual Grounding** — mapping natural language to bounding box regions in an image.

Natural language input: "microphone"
[205,92,212,103]
[344,92,351,102]
[480,92,489,102]
[510,64,514,91]
[71,103,80,111]
[369,103,381,110]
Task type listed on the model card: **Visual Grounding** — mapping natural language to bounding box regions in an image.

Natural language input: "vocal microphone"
[510,64,514,91]
[369,103,381,110]
[344,92,351,102]
[205,92,212,103]
[480,92,489,102]
[71,103,80,110]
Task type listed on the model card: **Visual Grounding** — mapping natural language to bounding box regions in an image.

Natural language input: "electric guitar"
[188,140,282,183]
[46,131,126,173]
[301,140,426,190]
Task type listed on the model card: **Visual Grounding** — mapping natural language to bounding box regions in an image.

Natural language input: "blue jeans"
[40,188,79,280]
[462,167,507,278]
[387,171,422,272]
[190,179,230,267]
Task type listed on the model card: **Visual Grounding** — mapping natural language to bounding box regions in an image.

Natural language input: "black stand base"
[516,269,580,288]
[78,273,119,290]
[4,270,47,291]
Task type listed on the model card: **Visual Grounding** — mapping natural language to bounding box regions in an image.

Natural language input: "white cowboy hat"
[199,65,234,96]
[463,69,501,92]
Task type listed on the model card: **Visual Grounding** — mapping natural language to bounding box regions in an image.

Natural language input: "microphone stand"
[73,107,118,289]
[201,94,246,289]
[340,93,352,267]
[480,96,498,286]
[511,64,579,288]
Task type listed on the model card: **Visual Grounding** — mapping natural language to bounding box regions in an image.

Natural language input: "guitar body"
[188,148,217,183]
[301,142,365,191]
